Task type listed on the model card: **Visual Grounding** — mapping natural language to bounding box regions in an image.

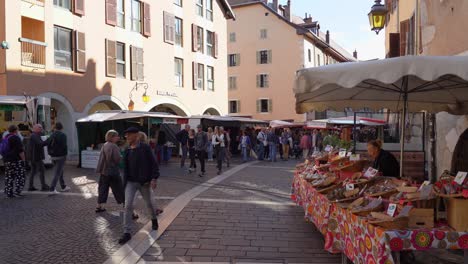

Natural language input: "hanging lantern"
[368,0,388,35]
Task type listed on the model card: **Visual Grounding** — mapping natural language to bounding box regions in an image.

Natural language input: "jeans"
[29,160,47,189]
[242,146,248,162]
[269,143,277,162]
[123,181,157,233]
[207,142,213,160]
[257,144,265,160]
[155,145,164,164]
[189,148,196,169]
[98,173,124,204]
[216,147,226,171]
[50,157,66,191]
[197,150,206,173]
[180,145,188,168]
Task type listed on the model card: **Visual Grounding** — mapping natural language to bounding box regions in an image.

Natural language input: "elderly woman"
[367,139,400,178]
[95,130,124,213]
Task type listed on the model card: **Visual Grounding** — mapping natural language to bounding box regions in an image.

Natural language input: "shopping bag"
[250,149,258,159]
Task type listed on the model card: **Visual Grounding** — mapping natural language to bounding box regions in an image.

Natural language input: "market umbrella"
[294,56,468,178]
[270,120,294,128]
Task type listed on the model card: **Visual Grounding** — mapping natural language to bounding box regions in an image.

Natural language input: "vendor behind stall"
[367,139,400,178]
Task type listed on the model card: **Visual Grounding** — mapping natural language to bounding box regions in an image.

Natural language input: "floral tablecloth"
[291,173,468,264]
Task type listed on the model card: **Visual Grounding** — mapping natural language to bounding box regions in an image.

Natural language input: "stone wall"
[435,112,468,177]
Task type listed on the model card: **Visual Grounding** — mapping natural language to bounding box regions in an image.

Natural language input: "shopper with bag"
[256,128,267,161]
[95,130,125,213]
[47,122,70,193]
[240,130,251,163]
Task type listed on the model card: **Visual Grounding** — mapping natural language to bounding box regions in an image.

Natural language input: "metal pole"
[353,112,357,153]
[400,77,409,179]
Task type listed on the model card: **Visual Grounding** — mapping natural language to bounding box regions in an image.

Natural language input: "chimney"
[284,0,291,21]
[272,0,278,12]
[353,50,358,59]
[326,30,330,44]
[304,15,313,24]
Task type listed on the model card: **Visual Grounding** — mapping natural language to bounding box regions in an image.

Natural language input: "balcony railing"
[22,0,45,6]
[19,38,47,69]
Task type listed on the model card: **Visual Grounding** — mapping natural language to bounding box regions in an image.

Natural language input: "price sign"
[418,181,431,191]
[339,151,347,158]
[387,203,397,217]
[350,154,361,161]
[346,183,355,191]
[325,145,332,152]
[398,205,413,217]
[454,171,467,185]
[364,167,379,178]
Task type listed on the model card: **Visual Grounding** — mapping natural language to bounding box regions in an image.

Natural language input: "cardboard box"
[447,198,468,232]
[409,208,434,229]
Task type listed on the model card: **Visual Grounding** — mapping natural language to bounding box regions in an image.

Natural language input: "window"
[131,0,141,32]
[257,74,269,88]
[207,66,214,91]
[175,17,183,46]
[260,29,267,39]
[175,58,183,87]
[258,99,271,113]
[229,100,239,114]
[317,54,321,66]
[258,50,272,64]
[194,63,204,90]
[117,0,125,28]
[174,0,182,6]
[197,26,204,53]
[54,0,71,10]
[228,54,240,67]
[229,32,236,43]
[116,42,126,78]
[207,31,214,57]
[196,0,203,17]
[131,46,144,81]
[54,26,72,70]
[229,76,237,90]
[308,49,311,62]
[206,0,213,21]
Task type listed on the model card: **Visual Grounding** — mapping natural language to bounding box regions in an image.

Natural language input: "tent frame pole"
[400,77,409,179]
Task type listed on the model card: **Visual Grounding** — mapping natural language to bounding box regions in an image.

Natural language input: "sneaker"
[28,187,38,192]
[15,193,25,197]
[152,219,159,230]
[118,233,132,244]
[61,186,71,192]
[50,189,60,195]
[199,172,205,177]
[41,185,50,192]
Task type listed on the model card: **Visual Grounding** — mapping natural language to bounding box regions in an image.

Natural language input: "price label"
[325,145,332,152]
[350,154,361,161]
[347,152,352,157]
[398,205,413,217]
[387,203,397,217]
[418,180,431,191]
[339,151,347,158]
[364,167,379,178]
[454,171,467,185]
[346,183,355,191]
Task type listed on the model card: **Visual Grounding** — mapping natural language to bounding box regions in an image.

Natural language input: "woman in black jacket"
[367,139,400,178]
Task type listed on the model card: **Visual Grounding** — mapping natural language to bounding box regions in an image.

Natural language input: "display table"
[81,150,100,169]
[291,173,468,264]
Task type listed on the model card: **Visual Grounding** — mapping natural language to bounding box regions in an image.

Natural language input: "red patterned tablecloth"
[291,173,468,264]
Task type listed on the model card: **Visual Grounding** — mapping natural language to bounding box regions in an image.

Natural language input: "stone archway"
[86,101,122,115]
[451,129,468,173]
[83,95,126,115]
[150,104,188,117]
[203,107,221,116]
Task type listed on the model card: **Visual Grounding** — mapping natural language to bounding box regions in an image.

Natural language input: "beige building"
[227,0,355,122]
[0,0,234,154]
[383,0,468,177]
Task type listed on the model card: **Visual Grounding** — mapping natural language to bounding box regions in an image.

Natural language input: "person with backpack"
[176,125,190,169]
[2,125,26,198]
[27,124,50,192]
[47,122,70,194]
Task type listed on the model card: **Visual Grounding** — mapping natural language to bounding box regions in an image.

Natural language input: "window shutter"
[400,20,410,56]
[268,99,272,113]
[192,24,198,52]
[214,32,218,58]
[73,0,85,16]
[237,100,241,113]
[256,75,260,88]
[164,12,175,44]
[237,54,240,66]
[130,46,137,80]
[142,2,151,37]
[268,50,272,64]
[106,39,116,77]
[233,77,237,89]
[389,33,400,58]
[105,0,117,26]
[265,75,269,88]
[75,31,86,72]
[256,100,261,113]
[192,62,198,90]
[256,51,260,64]
[137,47,144,80]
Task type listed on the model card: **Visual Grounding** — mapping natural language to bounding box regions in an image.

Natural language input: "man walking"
[47,122,70,193]
[28,124,49,191]
[267,128,278,162]
[256,128,267,161]
[194,125,208,177]
[2,125,26,198]
[176,125,190,169]
[119,127,159,244]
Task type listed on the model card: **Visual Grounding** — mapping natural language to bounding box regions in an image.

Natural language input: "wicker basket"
[369,217,409,230]
[317,184,339,194]
[352,203,384,217]
[344,188,360,198]
[365,189,398,198]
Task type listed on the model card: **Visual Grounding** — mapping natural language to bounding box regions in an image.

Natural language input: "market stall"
[76,110,188,168]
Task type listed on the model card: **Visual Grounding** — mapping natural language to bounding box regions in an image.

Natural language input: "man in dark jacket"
[119,127,159,244]
[3,125,26,198]
[176,125,190,169]
[194,125,208,177]
[47,122,70,193]
[28,124,50,191]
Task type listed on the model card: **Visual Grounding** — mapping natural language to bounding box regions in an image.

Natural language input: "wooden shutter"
[75,31,86,72]
[73,0,85,16]
[192,62,198,90]
[389,33,400,58]
[265,75,269,88]
[163,12,175,44]
[400,19,410,56]
[236,54,240,66]
[268,99,272,113]
[105,0,117,26]
[419,16,423,54]
[237,100,241,113]
[268,50,272,64]
[256,75,260,88]
[214,32,218,58]
[192,24,198,52]
[256,100,261,113]
[106,39,116,77]
[256,51,260,64]
[142,2,151,37]
[130,46,137,80]
[137,47,144,81]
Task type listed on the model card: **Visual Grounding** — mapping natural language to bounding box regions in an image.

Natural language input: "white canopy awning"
[77,110,185,123]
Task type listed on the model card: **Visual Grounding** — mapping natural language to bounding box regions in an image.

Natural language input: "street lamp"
[368,0,388,34]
